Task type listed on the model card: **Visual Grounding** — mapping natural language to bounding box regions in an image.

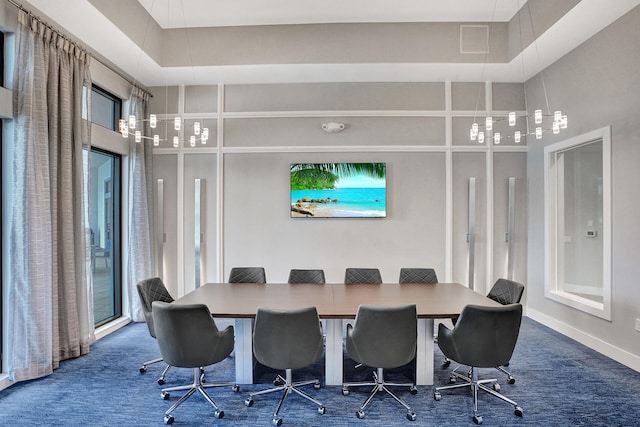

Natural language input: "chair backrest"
[438,303,522,368]
[399,268,438,284]
[253,306,324,371]
[487,278,525,305]
[136,277,174,337]
[288,269,326,284]
[228,267,266,283]
[152,301,234,369]
[346,304,417,369]
[344,268,382,284]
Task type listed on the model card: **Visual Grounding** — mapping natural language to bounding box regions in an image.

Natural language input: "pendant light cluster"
[469,109,568,144]
[119,115,209,147]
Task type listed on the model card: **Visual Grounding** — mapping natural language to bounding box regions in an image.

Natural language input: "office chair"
[136,277,175,385]
[399,268,438,284]
[342,304,418,421]
[434,303,523,425]
[245,306,326,426]
[228,267,267,283]
[153,301,239,425]
[444,278,525,384]
[344,268,382,284]
[288,269,326,284]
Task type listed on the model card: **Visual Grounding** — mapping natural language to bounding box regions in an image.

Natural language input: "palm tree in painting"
[290,163,385,190]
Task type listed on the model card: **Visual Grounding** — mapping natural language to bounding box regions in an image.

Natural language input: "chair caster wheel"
[448,376,456,384]
[139,366,146,373]
[272,417,283,426]
[492,383,500,392]
[356,410,365,419]
[341,388,349,396]
[473,415,483,424]
[214,410,224,419]
[318,406,326,415]
[273,377,283,386]
[508,376,516,384]
[407,411,417,421]
[434,392,441,401]
[314,381,321,389]
[514,406,523,417]
[232,385,240,392]
[244,398,254,407]
[161,391,170,400]
[443,360,451,368]
[157,378,165,385]
[164,414,174,425]
[409,385,418,395]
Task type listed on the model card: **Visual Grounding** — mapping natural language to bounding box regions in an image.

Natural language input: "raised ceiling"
[20,0,640,87]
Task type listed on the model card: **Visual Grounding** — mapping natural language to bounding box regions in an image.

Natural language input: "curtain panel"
[7,10,94,382]
[127,87,156,322]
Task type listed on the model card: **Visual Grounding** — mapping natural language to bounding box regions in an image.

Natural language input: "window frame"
[544,126,612,320]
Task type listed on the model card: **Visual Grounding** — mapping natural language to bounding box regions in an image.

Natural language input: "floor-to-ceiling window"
[89,85,123,327]
[90,149,121,326]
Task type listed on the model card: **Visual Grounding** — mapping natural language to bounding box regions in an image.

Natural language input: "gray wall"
[526,5,640,363]
[151,81,528,299]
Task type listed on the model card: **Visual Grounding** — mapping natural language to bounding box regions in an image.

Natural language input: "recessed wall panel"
[224,117,446,147]
[223,152,446,283]
[225,82,446,112]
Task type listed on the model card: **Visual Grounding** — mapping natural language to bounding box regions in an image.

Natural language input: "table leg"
[324,319,343,385]
[416,318,434,385]
[234,318,253,384]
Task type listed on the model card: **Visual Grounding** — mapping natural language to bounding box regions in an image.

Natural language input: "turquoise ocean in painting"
[291,187,386,217]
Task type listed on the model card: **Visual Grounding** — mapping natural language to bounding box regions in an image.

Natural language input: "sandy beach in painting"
[291,188,386,218]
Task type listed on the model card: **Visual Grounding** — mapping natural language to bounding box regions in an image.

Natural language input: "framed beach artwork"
[290,162,387,218]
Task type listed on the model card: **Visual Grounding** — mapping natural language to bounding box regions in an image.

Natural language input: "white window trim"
[544,126,612,320]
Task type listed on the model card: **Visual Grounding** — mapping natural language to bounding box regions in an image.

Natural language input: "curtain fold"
[7,10,94,382]
[127,87,155,322]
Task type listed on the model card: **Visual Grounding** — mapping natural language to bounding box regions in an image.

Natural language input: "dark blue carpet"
[1,317,639,426]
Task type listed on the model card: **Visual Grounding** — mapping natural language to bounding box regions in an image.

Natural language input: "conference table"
[174,282,501,386]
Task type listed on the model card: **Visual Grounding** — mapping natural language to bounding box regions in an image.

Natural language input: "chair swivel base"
[342,367,418,421]
[139,357,173,385]
[245,369,326,426]
[160,367,239,425]
[434,367,523,425]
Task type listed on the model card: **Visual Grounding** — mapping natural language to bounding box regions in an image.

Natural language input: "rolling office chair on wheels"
[398,268,438,284]
[288,269,326,284]
[444,278,525,384]
[136,277,174,385]
[342,304,418,421]
[344,268,383,284]
[153,302,239,425]
[434,303,524,425]
[245,306,326,426]
[228,267,267,283]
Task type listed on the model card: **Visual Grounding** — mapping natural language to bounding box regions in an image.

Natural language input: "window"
[545,126,611,320]
[90,149,122,326]
[90,85,122,131]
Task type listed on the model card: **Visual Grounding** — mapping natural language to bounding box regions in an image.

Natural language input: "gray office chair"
[288,269,326,284]
[345,268,382,284]
[245,306,326,426]
[228,267,267,283]
[136,277,175,385]
[444,278,525,384]
[399,268,438,284]
[434,304,523,425]
[153,301,239,425]
[342,304,418,421]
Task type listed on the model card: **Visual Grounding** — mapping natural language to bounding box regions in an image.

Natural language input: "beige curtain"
[7,10,94,382]
[126,87,156,322]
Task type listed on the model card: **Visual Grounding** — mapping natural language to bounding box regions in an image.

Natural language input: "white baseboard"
[0,373,14,392]
[95,316,131,340]
[526,308,640,373]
